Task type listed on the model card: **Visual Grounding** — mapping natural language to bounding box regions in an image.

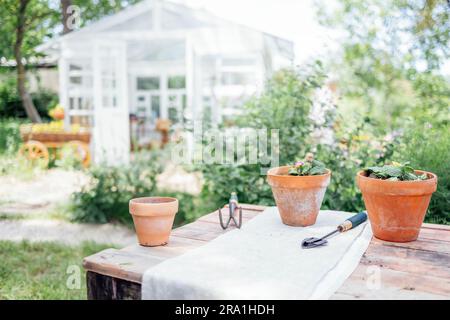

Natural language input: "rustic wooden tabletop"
[83,204,450,300]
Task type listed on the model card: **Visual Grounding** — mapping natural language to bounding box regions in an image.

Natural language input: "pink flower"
[295,161,304,167]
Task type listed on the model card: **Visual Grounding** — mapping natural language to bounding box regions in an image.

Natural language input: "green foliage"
[70,151,164,224]
[0,118,24,154]
[316,0,450,130]
[0,240,114,299]
[158,190,200,226]
[0,0,58,60]
[54,145,83,170]
[395,124,450,224]
[199,64,326,209]
[315,119,399,213]
[69,149,202,227]
[365,162,427,181]
[288,157,327,176]
[0,76,57,119]
[0,0,142,61]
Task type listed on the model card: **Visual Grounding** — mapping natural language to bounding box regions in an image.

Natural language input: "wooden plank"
[83,206,259,283]
[371,237,450,254]
[83,204,450,300]
[333,280,449,300]
[336,264,450,298]
[418,227,450,242]
[361,242,450,279]
[83,248,165,283]
[197,209,259,224]
[122,235,206,258]
[422,223,450,231]
[225,203,267,212]
[87,271,141,300]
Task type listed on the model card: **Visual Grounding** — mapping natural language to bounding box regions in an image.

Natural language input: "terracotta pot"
[356,170,437,242]
[129,197,178,246]
[267,166,331,227]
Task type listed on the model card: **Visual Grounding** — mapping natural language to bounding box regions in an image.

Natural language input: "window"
[70,76,82,85]
[151,96,160,119]
[137,77,160,90]
[168,107,178,123]
[168,76,185,89]
[221,72,255,86]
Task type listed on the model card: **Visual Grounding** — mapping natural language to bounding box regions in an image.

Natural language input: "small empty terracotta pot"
[356,170,437,242]
[129,197,179,247]
[267,166,331,227]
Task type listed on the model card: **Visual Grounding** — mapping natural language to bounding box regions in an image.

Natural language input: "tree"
[0,0,142,122]
[0,0,57,122]
[316,0,450,129]
[61,0,73,35]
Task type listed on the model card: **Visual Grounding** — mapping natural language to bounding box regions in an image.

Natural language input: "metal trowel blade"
[301,237,328,249]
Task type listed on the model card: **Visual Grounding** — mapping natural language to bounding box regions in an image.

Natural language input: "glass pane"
[137,77,160,90]
[151,96,160,119]
[128,39,185,62]
[168,107,178,123]
[69,64,82,71]
[168,76,186,89]
[70,76,82,85]
[222,58,255,66]
[182,94,187,109]
[221,72,255,85]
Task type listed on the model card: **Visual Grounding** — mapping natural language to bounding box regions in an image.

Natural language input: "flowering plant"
[365,162,427,181]
[288,153,327,176]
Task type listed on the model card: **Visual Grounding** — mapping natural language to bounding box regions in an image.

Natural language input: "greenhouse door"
[92,42,130,165]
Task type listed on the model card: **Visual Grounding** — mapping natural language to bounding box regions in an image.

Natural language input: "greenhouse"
[41,0,294,164]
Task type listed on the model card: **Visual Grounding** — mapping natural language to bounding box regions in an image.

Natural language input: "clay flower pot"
[267,166,331,227]
[356,170,437,242]
[129,197,178,246]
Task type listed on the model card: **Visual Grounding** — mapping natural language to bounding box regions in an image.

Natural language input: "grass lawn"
[0,240,114,299]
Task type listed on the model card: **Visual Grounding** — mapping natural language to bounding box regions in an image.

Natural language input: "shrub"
[69,150,201,227]
[198,64,327,210]
[0,118,24,154]
[315,120,399,213]
[0,77,57,120]
[70,151,165,224]
[395,124,450,224]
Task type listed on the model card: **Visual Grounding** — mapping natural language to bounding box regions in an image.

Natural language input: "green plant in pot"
[267,153,331,227]
[356,162,438,242]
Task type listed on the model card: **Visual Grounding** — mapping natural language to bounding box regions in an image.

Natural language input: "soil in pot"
[267,166,331,227]
[356,170,437,242]
[129,197,179,246]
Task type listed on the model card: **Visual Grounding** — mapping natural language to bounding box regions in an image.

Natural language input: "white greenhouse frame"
[41,0,294,165]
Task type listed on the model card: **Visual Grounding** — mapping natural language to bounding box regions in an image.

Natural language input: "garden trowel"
[301,212,367,249]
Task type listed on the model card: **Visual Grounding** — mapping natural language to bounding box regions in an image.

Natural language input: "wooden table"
[83,204,450,300]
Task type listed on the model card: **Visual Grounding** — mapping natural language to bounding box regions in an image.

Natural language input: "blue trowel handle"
[338,212,367,232]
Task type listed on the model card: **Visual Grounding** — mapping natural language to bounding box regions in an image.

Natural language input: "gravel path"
[0,165,200,246]
[0,168,88,216]
[0,219,136,246]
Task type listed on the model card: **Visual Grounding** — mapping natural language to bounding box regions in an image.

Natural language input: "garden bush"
[70,150,201,226]
[395,124,450,224]
[198,64,326,209]
[70,151,165,224]
[0,76,57,120]
[0,118,24,154]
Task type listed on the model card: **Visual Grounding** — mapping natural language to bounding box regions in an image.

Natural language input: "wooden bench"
[83,204,450,299]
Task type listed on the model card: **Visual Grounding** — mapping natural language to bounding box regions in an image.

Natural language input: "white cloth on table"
[142,207,372,300]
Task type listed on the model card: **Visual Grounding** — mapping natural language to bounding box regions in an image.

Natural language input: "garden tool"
[301,212,367,249]
[218,192,243,229]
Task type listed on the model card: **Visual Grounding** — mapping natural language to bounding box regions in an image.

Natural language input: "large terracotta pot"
[267,166,331,227]
[129,197,178,246]
[356,170,437,242]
